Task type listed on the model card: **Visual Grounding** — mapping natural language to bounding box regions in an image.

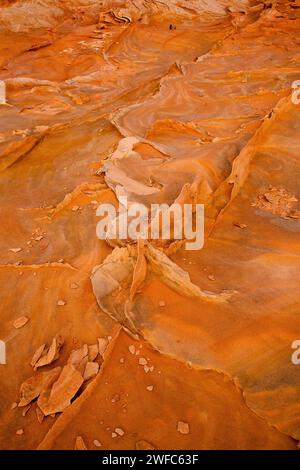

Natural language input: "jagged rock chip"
[88,344,98,361]
[68,344,88,367]
[74,435,87,450]
[37,364,83,416]
[19,367,61,407]
[10,248,22,253]
[13,316,29,329]
[30,343,46,368]
[177,421,189,435]
[135,440,157,450]
[76,356,89,376]
[93,439,102,447]
[98,337,108,356]
[115,427,125,436]
[33,335,64,369]
[83,361,99,381]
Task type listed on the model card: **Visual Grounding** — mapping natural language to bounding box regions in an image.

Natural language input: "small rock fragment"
[135,440,156,450]
[93,439,102,447]
[16,429,24,436]
[30,344,46,368]
[146,385,154,392]
[177,420,190,435]
[158,301,165,307]
[128,345,136,355]
[83,361,99,381]
[38,364,84,416]
[98,337,109,356]
[72,206,80,212]
[76,356,89,375]
[19,367,61,407]
[70,282,79,289]
[13,316,29,329]
[10,248,22,253]
[234,223,247,229]
[75,436,87,450]
[57,300,66,306]
[138,358,147,366]
[115,427,125,436]
[33,335,64,369]
[68,344,88,368]
[11,402,18,410]
[88,344,98,361]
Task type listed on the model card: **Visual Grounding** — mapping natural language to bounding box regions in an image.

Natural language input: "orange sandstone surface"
[0,0,300,450]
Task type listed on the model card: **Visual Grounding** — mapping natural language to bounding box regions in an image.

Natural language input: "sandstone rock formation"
[0,0,300,450]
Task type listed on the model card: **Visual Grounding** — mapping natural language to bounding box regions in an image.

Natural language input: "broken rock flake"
[177,420,190,435]
[32,335,64,369]
[38,364,84,416]
[13,316,29,329]
[19,367,62,407]
[75,436,87,450]
[83,361,99,381]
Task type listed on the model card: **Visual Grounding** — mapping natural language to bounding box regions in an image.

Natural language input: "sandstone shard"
[37,364,84,416]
